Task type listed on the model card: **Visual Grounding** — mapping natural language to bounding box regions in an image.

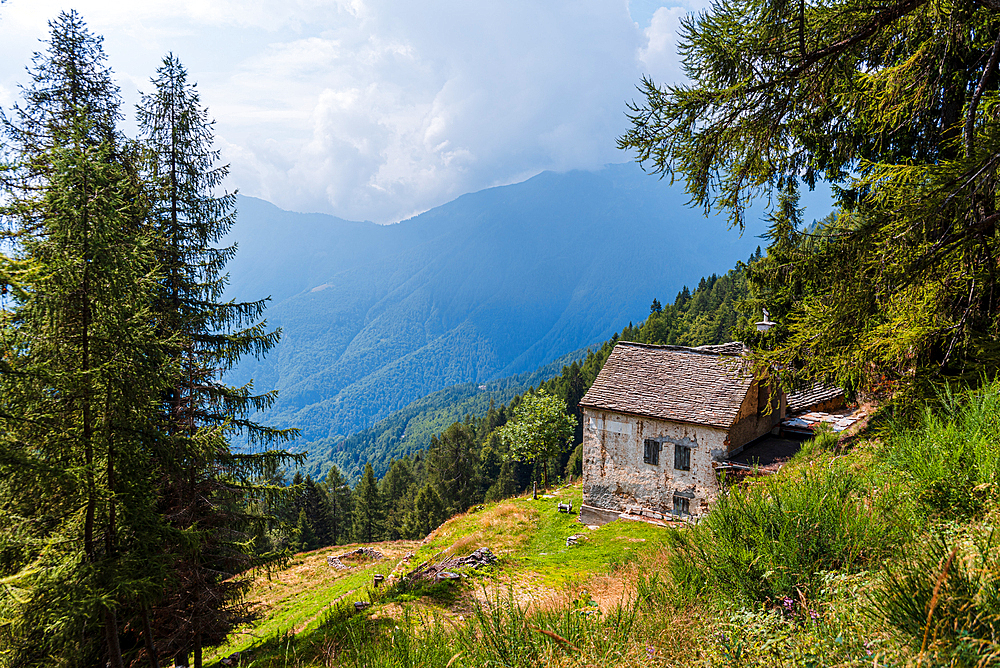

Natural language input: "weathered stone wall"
[581,409,727,517]
[727,380,786,455]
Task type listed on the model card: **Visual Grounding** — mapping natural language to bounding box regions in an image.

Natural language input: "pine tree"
[136,53,296,667]
[0,11,165,668]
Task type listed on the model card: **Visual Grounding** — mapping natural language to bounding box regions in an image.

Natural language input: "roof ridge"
[615,340,745,357]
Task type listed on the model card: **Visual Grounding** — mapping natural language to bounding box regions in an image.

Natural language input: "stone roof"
[578,341,753,429]
[786,385,845,414]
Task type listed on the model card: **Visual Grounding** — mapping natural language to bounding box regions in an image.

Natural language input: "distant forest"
[273,253,759,550]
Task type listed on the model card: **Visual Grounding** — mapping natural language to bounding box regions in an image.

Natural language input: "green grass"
[667,456,916,604]
[517,488,665,585]
[206,547,409,662]
[210,484,669,665]
[405,484,665,587]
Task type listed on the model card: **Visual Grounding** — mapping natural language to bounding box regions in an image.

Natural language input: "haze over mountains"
[224,162,772,473]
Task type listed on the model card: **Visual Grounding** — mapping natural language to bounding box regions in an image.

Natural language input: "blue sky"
[1,0,820,225]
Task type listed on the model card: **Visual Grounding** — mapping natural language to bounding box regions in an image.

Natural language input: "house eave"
[578,402,732,431]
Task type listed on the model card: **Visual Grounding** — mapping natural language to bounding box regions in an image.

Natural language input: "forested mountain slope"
[308,347,591,480]
[224,163,768,466]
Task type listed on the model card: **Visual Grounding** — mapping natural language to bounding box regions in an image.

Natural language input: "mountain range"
[223,162,773,473]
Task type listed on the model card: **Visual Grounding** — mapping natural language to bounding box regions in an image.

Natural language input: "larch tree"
[135,53,297,668]
[0,11,166,668]
[619,0,1000,405]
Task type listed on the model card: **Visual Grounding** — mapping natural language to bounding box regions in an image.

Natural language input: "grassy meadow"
[209,381,1000,667]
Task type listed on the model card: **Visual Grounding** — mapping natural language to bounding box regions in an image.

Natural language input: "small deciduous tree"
[496,390,576,491]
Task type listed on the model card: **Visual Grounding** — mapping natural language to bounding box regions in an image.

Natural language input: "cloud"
[217,0,650,221]
[0,0,697,222]
[638,0,714,83]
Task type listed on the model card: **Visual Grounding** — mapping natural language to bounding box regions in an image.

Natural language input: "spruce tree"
[303,476,333,546]
[0,11,165,668]
[135,53,296,667]
[426,421,480,515]
[404,483,446,538]
[352,463,385,543]
[322,466,353,544]
[291,509,315,553]
[740,180,806,345]
[380,459,416,540]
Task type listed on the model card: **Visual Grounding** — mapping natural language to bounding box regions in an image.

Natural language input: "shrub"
[667,463,914,604]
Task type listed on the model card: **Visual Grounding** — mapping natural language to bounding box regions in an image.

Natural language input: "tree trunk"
[104,609,125,668]
[141,605,160,668]
[194,633,202,668]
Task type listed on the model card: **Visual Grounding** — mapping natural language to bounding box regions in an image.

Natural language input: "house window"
[672,495,690,516]
[643,439,660,465]
[674,444,691,471]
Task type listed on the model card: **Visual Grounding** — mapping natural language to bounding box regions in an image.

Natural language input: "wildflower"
[782,597,795,613]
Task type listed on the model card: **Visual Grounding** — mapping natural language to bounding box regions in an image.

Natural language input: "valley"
[223,162,772,475]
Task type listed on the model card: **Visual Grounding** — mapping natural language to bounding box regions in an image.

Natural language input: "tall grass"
[666,462,914,603]
[879,380,1000,518]
[870,527,1000,666]
[241,582,704,667]
[864,380,1000,664]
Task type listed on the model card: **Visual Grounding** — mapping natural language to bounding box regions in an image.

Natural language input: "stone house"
[578,341,785,524]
